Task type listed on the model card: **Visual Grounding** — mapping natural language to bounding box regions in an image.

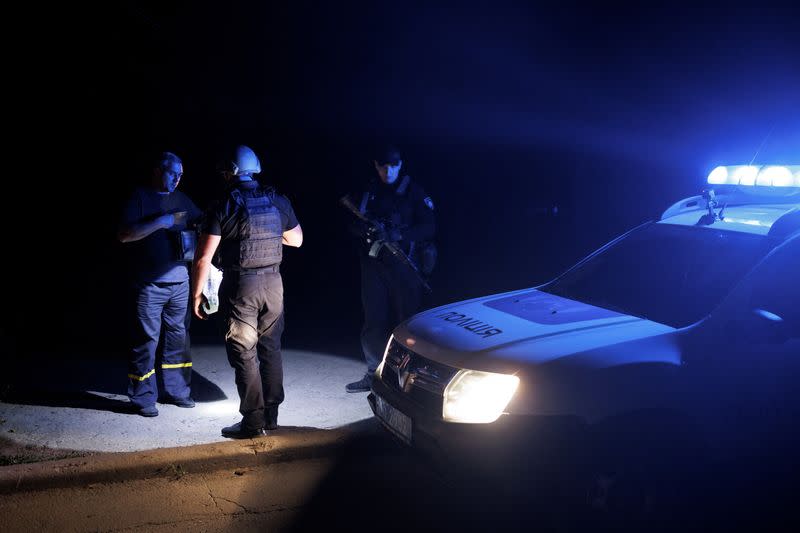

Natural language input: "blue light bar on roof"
[757,166,794,187]
[707,165,800,187]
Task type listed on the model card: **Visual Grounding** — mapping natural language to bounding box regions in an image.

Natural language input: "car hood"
[395,289,681,374]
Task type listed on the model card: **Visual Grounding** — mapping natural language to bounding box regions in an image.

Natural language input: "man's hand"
[191,233,222,320]
[385,227,402,242]
[192,293,209,320]
[156,213,176,229]
[119,212,182,243]
[366,223,387,243]
[171,211,188,228]
[367,224,401,243]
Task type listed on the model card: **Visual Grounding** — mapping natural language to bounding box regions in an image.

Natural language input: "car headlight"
[443,369,520,423]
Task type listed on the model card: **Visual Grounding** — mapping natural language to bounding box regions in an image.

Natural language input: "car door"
[682,235,799,460]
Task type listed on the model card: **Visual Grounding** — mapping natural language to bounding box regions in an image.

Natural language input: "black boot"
[345,373,372,393]
[265,405,279,430]
[221,421,265,439]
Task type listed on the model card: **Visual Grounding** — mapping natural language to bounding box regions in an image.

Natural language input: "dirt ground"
[1,384,92,465]
[0,434,91,466]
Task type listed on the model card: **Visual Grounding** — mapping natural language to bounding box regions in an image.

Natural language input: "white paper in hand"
[202,265,223,315]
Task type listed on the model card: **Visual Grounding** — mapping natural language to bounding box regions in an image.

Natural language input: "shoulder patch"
[424,196,434,210]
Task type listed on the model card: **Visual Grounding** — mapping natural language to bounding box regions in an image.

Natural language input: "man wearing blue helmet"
[192,145,303,438]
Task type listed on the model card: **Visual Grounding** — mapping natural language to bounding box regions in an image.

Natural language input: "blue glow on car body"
[755,308,783,322]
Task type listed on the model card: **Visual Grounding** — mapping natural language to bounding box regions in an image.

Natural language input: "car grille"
[380,339,459,413]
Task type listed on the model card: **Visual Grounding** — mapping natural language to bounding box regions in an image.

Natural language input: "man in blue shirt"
[118,152,202,417]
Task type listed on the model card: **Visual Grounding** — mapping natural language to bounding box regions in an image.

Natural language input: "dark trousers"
[128,280,192,408]
[360,257,423,373]
[219,269,285,431]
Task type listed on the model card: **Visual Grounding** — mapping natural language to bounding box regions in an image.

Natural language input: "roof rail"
[662,186,800,221]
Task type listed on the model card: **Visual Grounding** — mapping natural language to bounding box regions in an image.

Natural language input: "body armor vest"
[227,188,283,269]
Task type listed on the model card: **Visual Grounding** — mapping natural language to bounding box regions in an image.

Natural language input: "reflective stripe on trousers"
[128,280,192,408]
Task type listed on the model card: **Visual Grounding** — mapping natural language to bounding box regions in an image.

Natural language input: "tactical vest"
[229,187,283,269]
[359,175,436,276]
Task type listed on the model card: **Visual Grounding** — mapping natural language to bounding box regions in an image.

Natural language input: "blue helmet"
[226,145,261,176]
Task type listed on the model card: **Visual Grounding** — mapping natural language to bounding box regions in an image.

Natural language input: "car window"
[542,223,777,328]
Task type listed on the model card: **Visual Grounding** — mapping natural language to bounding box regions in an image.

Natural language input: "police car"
[368,164,800,479]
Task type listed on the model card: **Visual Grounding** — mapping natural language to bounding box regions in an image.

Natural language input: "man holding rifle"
[344,145,436,393]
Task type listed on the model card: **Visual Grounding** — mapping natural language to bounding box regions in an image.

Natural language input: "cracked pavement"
[0,457,331,533]
[0,422,476,533]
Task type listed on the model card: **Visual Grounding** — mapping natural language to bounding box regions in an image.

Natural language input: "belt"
[152,280,188,287]
[238,264,280,274]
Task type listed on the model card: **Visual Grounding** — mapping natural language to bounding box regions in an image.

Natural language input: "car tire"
[583,409,707,530]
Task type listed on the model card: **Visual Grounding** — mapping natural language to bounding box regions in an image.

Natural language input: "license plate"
[375,395,412,444]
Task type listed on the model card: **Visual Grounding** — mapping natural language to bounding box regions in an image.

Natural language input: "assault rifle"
[340,195,431,293]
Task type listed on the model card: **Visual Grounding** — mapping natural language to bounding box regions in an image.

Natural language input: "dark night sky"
[7,1,799,358]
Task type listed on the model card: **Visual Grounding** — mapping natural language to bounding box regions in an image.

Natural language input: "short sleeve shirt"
[120,187,202,283]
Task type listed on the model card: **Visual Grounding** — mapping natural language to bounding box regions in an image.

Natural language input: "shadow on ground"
[286,418,561,532]
[286,419,800,533]
[1,356,226,413]
[0,435,91,466]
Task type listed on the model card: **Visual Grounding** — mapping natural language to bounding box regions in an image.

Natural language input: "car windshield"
[541,222,776,328]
